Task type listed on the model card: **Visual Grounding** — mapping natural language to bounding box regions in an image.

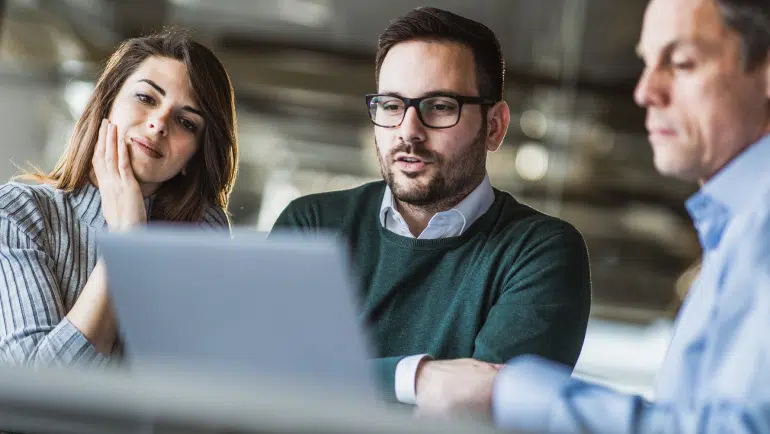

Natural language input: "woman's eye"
[136,93,155,104]
[179,118,197,133]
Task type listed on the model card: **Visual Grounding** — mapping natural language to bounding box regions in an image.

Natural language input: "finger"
[92,119,109,179]
[104,122,118,174]
[117,127,134,180]
[93,119,108,161]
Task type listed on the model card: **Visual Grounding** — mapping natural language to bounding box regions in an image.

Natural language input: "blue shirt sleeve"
[493,355,645,433]
[494,334,770,433]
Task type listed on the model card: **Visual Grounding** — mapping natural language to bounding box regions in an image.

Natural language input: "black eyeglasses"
[365,93,498,129]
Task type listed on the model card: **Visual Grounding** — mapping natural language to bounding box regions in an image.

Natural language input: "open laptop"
[98,227,378,400]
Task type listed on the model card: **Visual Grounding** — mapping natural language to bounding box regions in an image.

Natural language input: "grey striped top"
[0,181,229,367]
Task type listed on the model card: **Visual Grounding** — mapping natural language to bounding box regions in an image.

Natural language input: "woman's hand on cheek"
[92,118,147,232]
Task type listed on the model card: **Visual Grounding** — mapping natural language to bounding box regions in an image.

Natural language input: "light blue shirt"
[493,134,770,433]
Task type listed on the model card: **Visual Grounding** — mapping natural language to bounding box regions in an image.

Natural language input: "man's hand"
[414,358,503,419]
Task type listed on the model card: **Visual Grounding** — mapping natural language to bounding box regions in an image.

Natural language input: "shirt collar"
[379,174,495,232]
[379,184,397,228]
[685,134,770,250]
[449,175,495,232]
[698,133,770,213]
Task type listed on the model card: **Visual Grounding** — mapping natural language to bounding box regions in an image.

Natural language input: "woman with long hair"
[0,29,238,365]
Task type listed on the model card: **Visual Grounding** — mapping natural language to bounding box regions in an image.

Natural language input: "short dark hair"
[375,7,505,101]
[715,0,770,71]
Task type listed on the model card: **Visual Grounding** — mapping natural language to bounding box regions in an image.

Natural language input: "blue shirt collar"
[686,134,770,250]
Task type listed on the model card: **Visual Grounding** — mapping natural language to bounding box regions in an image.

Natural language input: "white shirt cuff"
[395,354,432,404]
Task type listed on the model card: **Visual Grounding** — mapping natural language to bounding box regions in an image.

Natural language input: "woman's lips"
[131,137,162,159]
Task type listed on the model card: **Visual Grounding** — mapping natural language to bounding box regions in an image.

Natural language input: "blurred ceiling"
[0,0,700,318]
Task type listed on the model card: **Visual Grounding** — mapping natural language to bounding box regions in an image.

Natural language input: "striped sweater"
[0,181,229,367]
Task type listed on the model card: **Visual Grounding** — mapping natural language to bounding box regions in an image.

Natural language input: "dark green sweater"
[272,181,591,402]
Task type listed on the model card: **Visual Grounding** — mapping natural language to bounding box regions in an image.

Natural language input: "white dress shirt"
[379,175,495,404]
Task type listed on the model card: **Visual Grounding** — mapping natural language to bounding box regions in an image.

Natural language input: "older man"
[422,0,770,432]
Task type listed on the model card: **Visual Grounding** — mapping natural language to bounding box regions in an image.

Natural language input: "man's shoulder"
[483,189,588,264]
[732,190,770,271]
[274,181,386,230]
[493,189,584,240]
[289,181,386,211]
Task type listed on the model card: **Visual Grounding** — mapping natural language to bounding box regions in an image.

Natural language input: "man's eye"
[672,61,695,70]
[429,102,457,112]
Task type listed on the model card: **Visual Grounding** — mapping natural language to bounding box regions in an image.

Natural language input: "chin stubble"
[374,127,487,210]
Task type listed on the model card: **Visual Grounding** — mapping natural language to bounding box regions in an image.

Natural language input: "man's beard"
[375,126,488,211]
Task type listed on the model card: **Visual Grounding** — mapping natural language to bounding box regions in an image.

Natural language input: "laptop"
[98,227,378,400]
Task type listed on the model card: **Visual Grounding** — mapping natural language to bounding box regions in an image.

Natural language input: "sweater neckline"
[377,187,506,250]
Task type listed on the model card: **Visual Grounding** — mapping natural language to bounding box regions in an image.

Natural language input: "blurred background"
[0,0,700,397]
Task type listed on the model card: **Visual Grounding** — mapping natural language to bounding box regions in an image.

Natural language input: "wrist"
[396,355,432,404]
[415,358,433,399]
[108,219,146,233]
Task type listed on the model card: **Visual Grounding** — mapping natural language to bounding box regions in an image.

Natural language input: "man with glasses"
[272,7,591,409]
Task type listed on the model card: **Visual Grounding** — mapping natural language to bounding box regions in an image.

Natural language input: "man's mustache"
[387,142,434,161]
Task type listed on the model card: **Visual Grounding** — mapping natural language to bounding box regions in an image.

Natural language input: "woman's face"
[107,56,205,194]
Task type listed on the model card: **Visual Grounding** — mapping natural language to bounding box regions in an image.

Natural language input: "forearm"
[371,355,407,402]
[473,302,588,371]
[65,260,118,355]
[0,318,111,367]
[493,355,644,433]
[492,356,769,434]
[0,236,112,366]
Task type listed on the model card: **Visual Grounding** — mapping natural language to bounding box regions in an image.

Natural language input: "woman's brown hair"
[24,29,238,222]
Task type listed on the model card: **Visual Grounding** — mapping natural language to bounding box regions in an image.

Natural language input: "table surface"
[0,363,513,434]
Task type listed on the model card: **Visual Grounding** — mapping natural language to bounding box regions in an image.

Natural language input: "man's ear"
[485,101,510,152]
[764,50,770,100]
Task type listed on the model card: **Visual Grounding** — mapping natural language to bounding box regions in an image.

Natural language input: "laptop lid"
[99,227,377,399]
